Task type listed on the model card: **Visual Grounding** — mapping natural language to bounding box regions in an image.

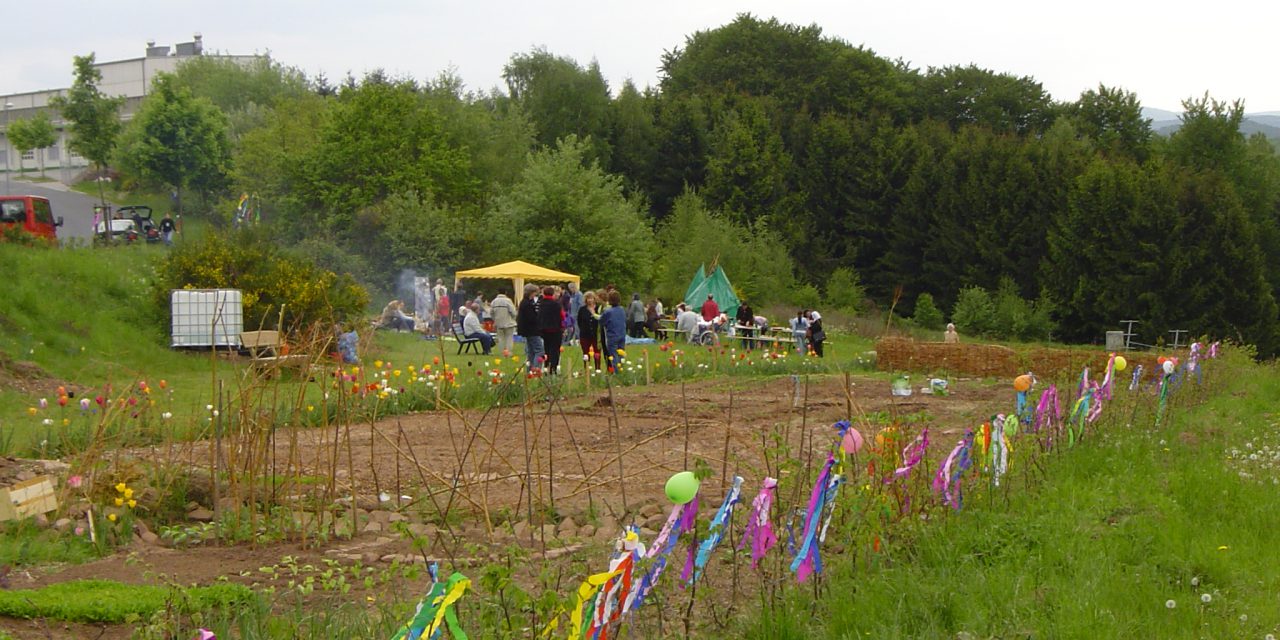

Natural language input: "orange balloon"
[1013,375,1032,392]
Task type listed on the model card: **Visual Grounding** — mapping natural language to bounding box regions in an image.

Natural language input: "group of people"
[378,282,832,371]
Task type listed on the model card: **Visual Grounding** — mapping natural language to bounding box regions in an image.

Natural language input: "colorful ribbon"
[632,497,698,609]
[933,431,974,509]
[990,415,1010,487]
[692,476,743,582]
[392,568,470,640]
[739,477,779,569]
[791,454,840,583]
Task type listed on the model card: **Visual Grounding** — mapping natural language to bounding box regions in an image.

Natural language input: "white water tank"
[170,289,243,348]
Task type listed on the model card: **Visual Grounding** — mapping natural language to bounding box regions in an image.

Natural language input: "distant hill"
[1141,107,1280,141]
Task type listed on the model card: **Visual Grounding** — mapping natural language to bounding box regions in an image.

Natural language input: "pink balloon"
[842,429,865,455]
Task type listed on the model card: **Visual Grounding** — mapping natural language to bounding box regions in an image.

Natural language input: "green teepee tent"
[684,265,740,318]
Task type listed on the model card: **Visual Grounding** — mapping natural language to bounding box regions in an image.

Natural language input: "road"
[4,179,99,242]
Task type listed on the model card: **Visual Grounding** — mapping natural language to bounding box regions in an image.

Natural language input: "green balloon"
[665,471,700,504]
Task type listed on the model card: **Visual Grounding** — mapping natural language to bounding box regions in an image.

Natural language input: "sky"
[7,0,1279,113]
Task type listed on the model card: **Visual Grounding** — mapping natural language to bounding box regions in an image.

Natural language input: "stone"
[216,497,240,513]
[39,460,70,474]
[578,524,596,538]
[639,503,660,518]
[368,510,392,525]
[15,470,34,482]
[541,523,558,540]
[544,543,584,560]
[407,523,434,538]
[32,513,49,528]
[362,521,384,534]
[512,521,530,539]
[53,518,72,532]
[361,552,380,565]
[140,531,160,545]
[387,512,409,523]
[639,527,657,538]
[187,508,215,522]
[556,516,577,536]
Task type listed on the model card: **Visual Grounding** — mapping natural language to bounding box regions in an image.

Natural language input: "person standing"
[701,294,720,322]
[539,286,565,374]
[806,310,826,357]
[434,280,451,337]
[600,290,627,370]
[517,284,543,371]
[159,212,177,246]
[565,282,584,344]
[944,323,960,344]
[627,293,646,338]
[736,300,756,349]
[490,292,518,354]
[790,310,809,355]
[578,291,602,370]
[654,298,664,318]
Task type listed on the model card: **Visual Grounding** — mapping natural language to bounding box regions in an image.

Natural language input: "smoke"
[396,268,426,314]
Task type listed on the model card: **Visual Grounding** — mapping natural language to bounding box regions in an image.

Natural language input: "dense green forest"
[94,14,1280,354]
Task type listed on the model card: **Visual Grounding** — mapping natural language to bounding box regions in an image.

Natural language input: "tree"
[825,267,866,312]
[703,100,796,228]
[169,55,309,113]
[24,112,57,178]
[912,292,944,330]
[489,135,656,293]
[652,190,795,305]
[921,65,1056,135]
[294,74,475,235]
[114,74,232,215]
[1067,84,1152,160]
[6,117,31,175]
[49,54,122,206]
[503,49,613,164]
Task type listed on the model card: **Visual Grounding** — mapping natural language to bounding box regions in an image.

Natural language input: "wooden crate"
[0,475,58,521]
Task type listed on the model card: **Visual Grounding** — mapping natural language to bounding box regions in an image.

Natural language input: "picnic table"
[733,324,797,349]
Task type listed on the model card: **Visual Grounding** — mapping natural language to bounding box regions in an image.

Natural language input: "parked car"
[95,205,160,243]
[0,195,62,241]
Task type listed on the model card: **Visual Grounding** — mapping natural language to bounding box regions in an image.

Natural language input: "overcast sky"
[8,0,1278,113]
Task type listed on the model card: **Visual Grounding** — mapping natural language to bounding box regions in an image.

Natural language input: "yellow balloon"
[1114,356,1127,372]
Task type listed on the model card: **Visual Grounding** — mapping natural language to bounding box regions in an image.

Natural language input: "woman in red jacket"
[538,286,565,374]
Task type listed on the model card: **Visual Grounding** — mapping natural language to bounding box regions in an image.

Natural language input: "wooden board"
[0,475,58,521]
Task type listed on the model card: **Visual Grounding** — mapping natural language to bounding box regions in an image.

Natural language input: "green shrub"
[951,286,996,336]
[825,267,866,312]
[153,229,369,331]
[912,292,945,330]
[0,580,253,623]
[991,278,1056,341]
[792,283,822,310]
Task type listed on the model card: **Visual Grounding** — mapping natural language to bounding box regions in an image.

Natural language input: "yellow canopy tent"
[453,260,580,298]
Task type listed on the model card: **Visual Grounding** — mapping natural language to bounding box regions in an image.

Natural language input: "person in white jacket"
[489,292,518,355]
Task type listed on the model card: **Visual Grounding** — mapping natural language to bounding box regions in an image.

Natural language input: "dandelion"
[115,482,126,493]
[42,418,53,426]
[1165,599,1176,609]
[127,499,137,509]
[26,407,37,416]
[374,360,383,369]
[114,497,124,507]
[62,418,69,426]
[124,488,133,499]
[1191,576,1200,586]
[1200,593,1211,603]
[107,513,117,522]
[161,412,172,420]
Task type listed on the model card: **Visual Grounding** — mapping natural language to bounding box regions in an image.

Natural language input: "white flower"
[206,404,214,411]
[1165,599,1176,609]
[161,412,172,420]
[212,410,220,417]
[1200,593,1211,603]
[1191,576,1200,586]
[41,418,53,426]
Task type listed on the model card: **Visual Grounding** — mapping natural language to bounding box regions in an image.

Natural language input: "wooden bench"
[451,322,483,355]
[241,330,309,372]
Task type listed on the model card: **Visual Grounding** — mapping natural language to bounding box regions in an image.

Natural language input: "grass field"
[738,352,1280,639]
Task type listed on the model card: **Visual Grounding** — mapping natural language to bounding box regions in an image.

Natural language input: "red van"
[0,195,63,241]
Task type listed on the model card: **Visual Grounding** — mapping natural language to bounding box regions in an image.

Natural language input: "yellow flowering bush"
[153,230,368,330]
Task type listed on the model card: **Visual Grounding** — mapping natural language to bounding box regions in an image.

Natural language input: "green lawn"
[738,351,1280,639]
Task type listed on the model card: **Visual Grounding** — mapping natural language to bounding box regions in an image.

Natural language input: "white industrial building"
[1,35,257,181]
